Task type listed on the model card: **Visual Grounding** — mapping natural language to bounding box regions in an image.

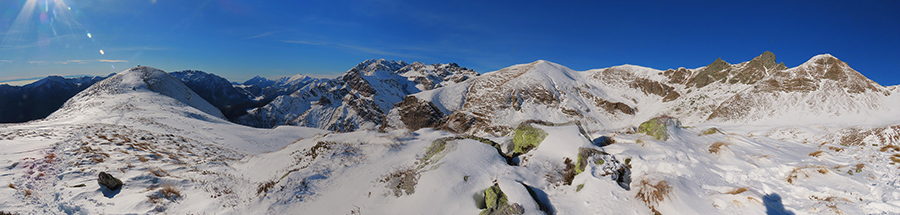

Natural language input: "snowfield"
[2,56,900,214]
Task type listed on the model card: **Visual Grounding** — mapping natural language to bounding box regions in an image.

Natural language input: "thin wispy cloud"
[334,43,427,59]
[282,40,427,59]
[104,46,173,52]
[27,59,127,65]
[0,60,12,63]
[244,31,279,39]
[282,40,328,46]
[55,60,88,64]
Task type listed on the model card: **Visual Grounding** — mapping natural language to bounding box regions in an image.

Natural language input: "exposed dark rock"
[98,172,123,191]
[394,96,444,131]
[629,78,680,102]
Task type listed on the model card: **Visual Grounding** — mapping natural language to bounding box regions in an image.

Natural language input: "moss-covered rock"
[638,116,681,141]
[424,135,511,166]
[575,147,608,176]
[480,184,524,215]
[699,127,722,136]
[510,122,548,156]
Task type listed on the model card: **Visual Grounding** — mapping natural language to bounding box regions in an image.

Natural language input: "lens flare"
[87,33,91,38]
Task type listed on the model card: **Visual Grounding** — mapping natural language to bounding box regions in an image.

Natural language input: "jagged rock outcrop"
[238,59,477,131]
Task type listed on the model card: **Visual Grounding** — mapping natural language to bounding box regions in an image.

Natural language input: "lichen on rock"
[510,122,548,156]
[638,116,681,141]
[479,184,524,215]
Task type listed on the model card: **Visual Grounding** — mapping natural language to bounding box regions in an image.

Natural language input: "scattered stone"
[98,172,123,190]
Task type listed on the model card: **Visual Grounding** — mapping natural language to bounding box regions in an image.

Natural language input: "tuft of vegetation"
[635,178,671,215]
[855,163,864,173]
[7,183,14,189]
[709,142,726,154]
[699,127,722,136]
[149,168,169,177]
[576,184,585,192]
[724,187,748,195]
[479,184,524,215]
[809,151,824,157]
[256,180,277,196]
[881,145,900,152]
[148,184,182,204]
[380,166,419,197]
[787,165,830,184]
[0,211,19,215]
[561,158,576,186]
[891,154,900,164]
[510,122,548,156]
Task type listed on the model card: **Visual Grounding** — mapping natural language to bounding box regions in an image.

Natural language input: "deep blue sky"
[1,0,899,85]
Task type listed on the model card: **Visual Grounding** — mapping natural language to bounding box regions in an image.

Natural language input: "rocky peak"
[684,51,790,88]
[354,59,409,76]
[779,54,884,94]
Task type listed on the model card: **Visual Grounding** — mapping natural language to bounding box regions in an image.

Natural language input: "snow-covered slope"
[397,60,639,136]
[0,66,326,214]
[238,59,477,131]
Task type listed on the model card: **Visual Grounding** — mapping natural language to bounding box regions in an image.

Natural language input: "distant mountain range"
[3,53,900,214]
[3,52,898,133]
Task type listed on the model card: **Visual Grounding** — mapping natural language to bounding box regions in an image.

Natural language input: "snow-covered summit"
[49,66,225,121]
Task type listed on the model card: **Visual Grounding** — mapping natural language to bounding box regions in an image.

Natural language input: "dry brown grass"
[158,184,181,199]
[787,165,829,184]
[23,189,32,198]
[7,183,15,189]
[137,155,149,163]
[891,154,900,163]
[148,184,182,204]
[636,177,671,214]
[881,145,900,152]
[709,142,726,154]
[724,187,748,195]
[257,180,277,196]
[827,146,844,152]
[809,151,824,157]
[855,163,865,172]
[149,168,169,177]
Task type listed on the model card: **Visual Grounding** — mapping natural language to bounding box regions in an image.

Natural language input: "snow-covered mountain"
[235,74,320,103]
[390,52,900,136]
[3,54,900,215]
[705,54,895,125]
[238,59,478,131]
[0,75,107,123]
[170,70,262,121]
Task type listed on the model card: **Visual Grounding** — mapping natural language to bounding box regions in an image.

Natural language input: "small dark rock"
[98,172,123,190]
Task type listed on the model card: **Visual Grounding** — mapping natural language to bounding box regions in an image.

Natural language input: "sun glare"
[2,0,98,56]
